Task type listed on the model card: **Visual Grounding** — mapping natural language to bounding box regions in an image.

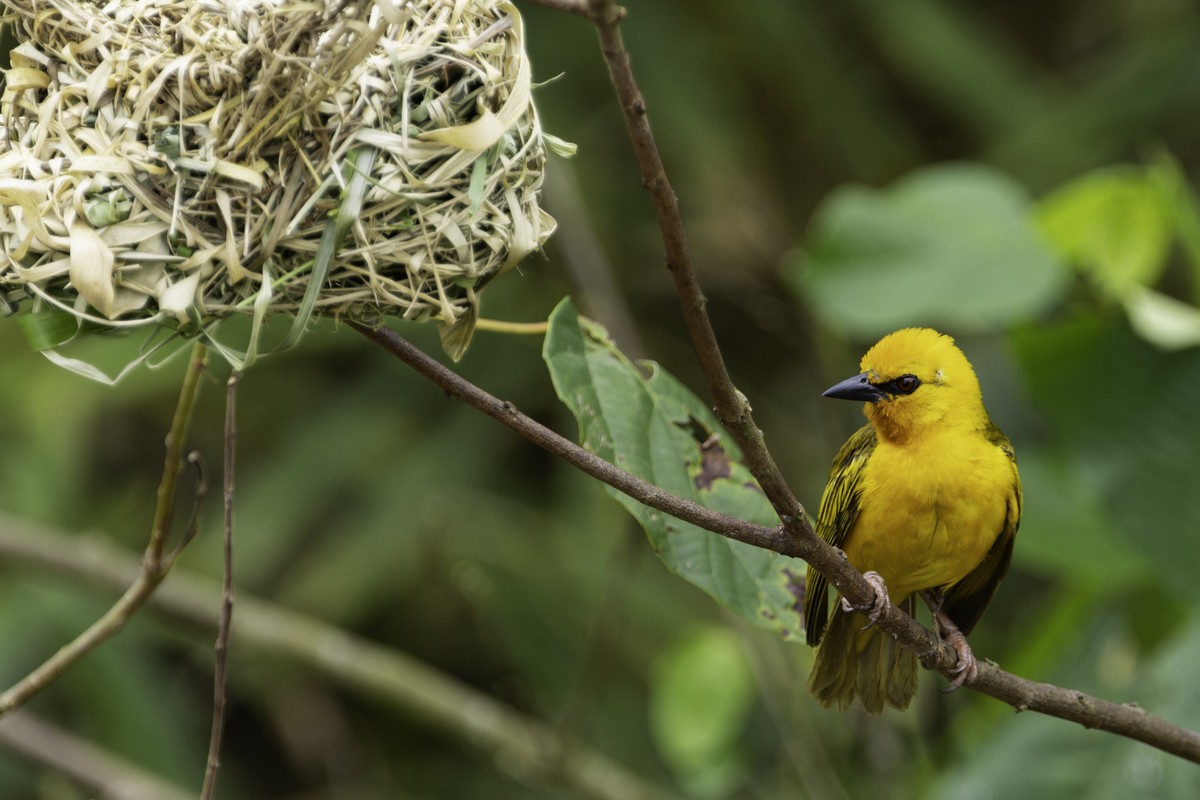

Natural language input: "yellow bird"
[804,328,1021,713]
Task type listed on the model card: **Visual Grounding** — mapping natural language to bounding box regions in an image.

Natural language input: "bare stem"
[474,318,550,335]
[200,368,241,800]
[0,342,209,716]
[147,342,209,567]
[580,0,807,534]
[351,323,795,556]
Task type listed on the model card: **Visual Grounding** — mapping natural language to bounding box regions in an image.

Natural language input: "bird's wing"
[805,424,877,646]
[941,423,1022,635]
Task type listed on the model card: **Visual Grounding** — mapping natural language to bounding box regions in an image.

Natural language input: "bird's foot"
[840,570,892,629]
[921,598,978,691]
[942,630,978,691]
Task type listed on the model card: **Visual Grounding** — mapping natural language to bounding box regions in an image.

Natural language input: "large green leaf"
[787,162,1067,337]
[1035,159,1200,350]
[543,299,805,637]
[1036,166,1172,296]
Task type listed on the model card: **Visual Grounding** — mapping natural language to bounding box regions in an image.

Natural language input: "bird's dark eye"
[892,374,920,395]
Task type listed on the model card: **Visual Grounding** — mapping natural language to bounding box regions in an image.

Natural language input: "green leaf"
[787,162,1067,338]
[543,298,805,638]
[279,145,379,353]
[1036,166,1172,297]
[1011,314,1200,598]
[650,627,753,798]
[16,311,80,351]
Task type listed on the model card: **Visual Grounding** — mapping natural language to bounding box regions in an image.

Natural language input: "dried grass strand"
[0,0,557,360]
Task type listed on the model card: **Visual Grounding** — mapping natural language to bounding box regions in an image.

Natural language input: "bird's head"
[822,328,984,442]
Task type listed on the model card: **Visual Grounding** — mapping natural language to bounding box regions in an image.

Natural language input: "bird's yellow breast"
[841,426,1013,602]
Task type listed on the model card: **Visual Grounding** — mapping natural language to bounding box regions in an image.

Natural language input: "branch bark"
[578,0,807,528]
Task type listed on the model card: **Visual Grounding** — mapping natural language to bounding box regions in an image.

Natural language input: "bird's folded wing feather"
[805,424,877,646]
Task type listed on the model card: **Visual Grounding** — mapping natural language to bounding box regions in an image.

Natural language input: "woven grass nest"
[0,0,564,367]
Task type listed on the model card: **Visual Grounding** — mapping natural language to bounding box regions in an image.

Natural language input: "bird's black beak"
[823,372,886,403]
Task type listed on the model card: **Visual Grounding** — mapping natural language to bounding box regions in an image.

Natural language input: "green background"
[3,0,1200,797]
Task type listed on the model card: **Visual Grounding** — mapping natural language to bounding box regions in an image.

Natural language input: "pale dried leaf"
[68,220,117,318]
[158,272,202,320]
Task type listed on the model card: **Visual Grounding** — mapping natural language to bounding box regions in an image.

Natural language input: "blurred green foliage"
[3,0,1200,798]
[649,627,755,797]
[787,163,1067,336]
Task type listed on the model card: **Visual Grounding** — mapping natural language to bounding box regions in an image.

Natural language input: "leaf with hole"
[543,298,805,638]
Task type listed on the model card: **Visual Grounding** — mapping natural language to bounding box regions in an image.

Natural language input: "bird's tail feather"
[808,596,917,714]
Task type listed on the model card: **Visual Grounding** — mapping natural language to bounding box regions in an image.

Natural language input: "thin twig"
[0,518,682,800]
[538,0,943,686]
[561,0,967,705]
[535,0,1200,764]
[581,0,806,529]
[474,318,550,335]
[351,324,1200,764]
[561,3,925,677]
[0,342,209,716]
[147,344,210,567]
[350,322,795,556]
[201,368,242,799]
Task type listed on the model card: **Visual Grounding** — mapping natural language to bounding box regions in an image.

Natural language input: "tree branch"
[0,342,209,717]
[524,0,1200,764]
[579,0,807,530]
[520,0,895,661]
[0,517,682,800]
[351,325,1200,763]
[349,322,795,556]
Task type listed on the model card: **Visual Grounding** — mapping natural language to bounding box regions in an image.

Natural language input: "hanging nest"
[0,0,565,365]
